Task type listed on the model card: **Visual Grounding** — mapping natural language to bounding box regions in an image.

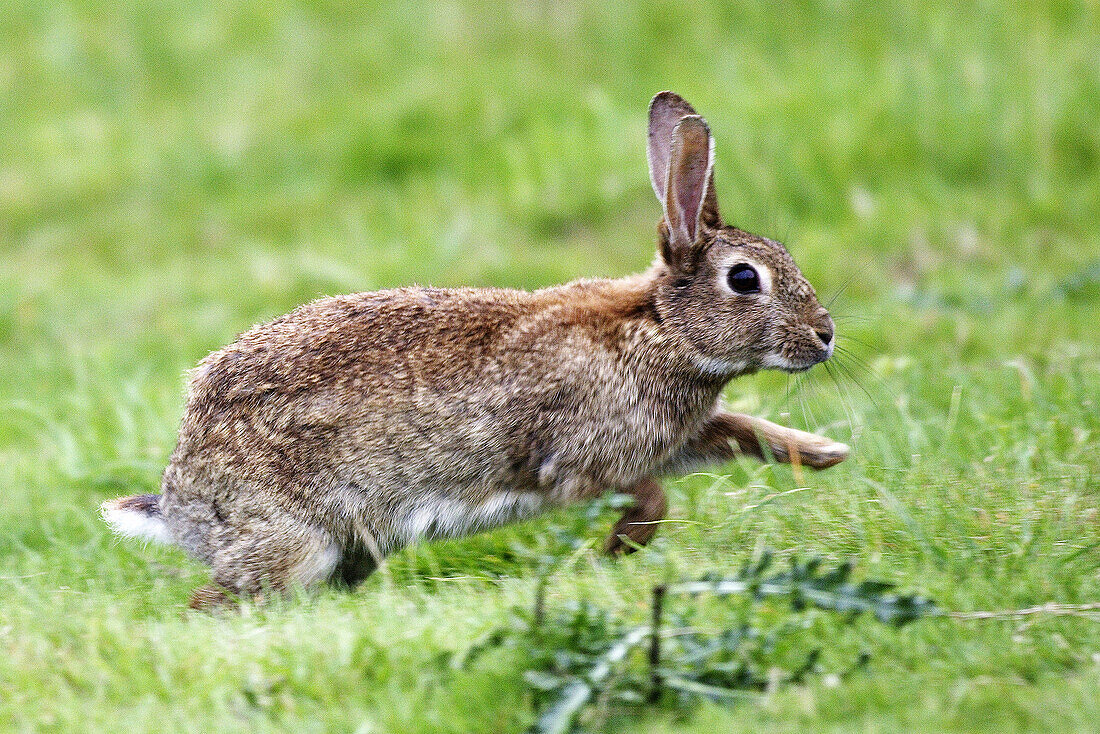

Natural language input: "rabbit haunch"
[101,91,847,608]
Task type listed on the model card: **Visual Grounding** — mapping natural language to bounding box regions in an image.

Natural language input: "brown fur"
[102,92,848,608]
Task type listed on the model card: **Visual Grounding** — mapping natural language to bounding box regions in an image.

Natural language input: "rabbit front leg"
[724,412,849,468]
[665,412,849,472]
[604,477,667,555]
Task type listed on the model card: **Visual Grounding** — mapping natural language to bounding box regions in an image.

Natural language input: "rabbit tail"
[101,493,172,545]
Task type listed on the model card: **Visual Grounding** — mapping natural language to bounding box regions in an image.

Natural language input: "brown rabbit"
[102,92,848,608]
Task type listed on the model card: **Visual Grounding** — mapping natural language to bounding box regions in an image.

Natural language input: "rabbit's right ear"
[647,92,723,268]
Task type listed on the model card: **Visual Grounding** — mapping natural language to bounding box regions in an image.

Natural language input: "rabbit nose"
[808,307,834,350]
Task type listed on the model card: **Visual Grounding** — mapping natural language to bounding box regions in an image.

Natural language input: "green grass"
[2,0,1100,730]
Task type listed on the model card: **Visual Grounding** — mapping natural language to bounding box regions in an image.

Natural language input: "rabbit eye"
[728,264,761,294]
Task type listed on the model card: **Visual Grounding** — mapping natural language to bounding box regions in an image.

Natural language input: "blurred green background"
[2,1,1100,731]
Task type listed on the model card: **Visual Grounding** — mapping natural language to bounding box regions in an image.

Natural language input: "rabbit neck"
[563,271,736,414]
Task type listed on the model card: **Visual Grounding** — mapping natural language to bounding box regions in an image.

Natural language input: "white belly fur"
[397,490,547,546]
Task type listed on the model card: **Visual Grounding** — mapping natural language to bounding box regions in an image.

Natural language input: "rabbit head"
[647,91,835,376]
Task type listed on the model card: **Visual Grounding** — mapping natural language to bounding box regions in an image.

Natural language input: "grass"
[2,0,1100,730]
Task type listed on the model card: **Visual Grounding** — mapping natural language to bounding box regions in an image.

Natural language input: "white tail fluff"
[101,494,172,545]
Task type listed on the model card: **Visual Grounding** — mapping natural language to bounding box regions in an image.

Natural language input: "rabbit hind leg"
[605,477,668,555]
[188,515,340,610]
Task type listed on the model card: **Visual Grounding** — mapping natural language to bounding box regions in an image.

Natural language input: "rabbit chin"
[761,352,827,373]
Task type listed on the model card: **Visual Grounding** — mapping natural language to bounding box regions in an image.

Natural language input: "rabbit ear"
[662,115,715,259]
[648,91,699,202]
[647,92,723,256]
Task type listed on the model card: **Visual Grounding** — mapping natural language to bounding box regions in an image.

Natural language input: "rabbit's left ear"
[662,115,716,262]
[647,92,723,263]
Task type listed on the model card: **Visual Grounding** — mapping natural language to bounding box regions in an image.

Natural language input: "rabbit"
[102,91,849,608]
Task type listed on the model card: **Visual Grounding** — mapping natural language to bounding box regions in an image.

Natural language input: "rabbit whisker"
[823,361,857,435]
[824,261,874,310]
[831,353,882,408]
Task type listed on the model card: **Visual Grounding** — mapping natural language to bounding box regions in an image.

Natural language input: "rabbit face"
[647,91,834,378]
[656,226,834,376]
